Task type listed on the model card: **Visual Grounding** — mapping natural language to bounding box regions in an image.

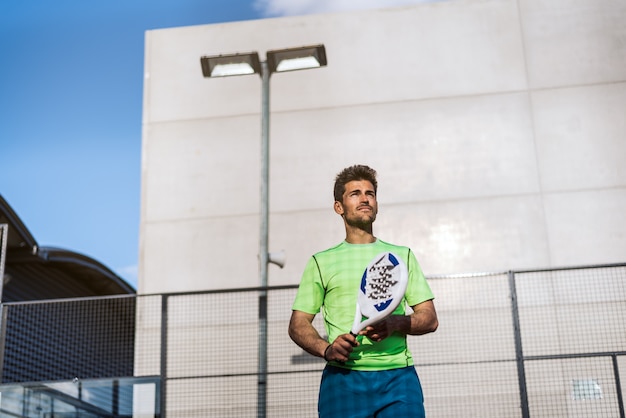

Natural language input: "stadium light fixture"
[200,51,261,77]
[266,44,327,73]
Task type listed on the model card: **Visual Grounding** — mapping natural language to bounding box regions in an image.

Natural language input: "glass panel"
[0,376,160,418]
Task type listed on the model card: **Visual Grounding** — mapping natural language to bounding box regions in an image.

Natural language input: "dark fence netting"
[1,264,624,417]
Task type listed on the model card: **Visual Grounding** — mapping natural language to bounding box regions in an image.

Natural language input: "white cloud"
[253,0,446,17]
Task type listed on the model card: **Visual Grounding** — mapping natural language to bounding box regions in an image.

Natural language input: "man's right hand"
[325,333,359,362]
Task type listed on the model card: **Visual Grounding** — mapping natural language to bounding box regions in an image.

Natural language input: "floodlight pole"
[258,59,270,418]
[200,45,326,418]
[260,60,270,293]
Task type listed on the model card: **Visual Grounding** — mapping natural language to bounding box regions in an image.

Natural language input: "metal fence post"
[161,294,168,418]
[508,271,530,418]
[0,304,7,383]
[258,289,268,418]
[612,354,626,418]
[0,224,8,304]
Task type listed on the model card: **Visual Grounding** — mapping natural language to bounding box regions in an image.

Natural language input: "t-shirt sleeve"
[404,250,434,307]
[292,256,325,314]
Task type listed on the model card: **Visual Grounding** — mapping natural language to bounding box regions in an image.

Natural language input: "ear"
[333,200,344,216]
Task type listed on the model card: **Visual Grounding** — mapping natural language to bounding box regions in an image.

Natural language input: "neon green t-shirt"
[292,239,434,371]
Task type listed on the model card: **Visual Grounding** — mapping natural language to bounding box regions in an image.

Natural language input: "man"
[288,164,438,418]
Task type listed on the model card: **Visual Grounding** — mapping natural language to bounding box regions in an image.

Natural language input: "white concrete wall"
[139,0,626,294]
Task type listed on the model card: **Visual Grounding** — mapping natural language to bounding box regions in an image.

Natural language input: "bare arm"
[360,299,438,342]
[288,310,357,362]
[288,310,328,358]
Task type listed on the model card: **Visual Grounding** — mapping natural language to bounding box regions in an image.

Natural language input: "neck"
[344,225,376,244]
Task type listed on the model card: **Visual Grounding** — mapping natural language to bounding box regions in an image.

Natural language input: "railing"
[1,264,625,417]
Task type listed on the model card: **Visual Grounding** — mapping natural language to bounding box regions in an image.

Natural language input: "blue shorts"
[318,365,425,418]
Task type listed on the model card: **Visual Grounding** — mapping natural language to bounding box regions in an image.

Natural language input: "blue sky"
[0,0,431,289]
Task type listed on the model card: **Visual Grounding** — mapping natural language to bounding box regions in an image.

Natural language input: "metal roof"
[0,194,135,302]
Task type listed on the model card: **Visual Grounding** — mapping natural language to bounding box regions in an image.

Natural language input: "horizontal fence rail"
[0,264,625,417]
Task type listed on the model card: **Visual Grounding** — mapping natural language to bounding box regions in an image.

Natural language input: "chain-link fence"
[1,264,625,417]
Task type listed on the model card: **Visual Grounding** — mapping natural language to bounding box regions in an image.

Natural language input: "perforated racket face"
[358,252,408,319]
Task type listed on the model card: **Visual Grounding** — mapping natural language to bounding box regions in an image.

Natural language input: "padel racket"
[350,252,408,335]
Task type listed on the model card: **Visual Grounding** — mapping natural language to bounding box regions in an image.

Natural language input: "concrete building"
[139,0,626,295]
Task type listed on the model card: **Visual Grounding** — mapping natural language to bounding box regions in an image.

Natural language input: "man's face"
[334,180,378,227]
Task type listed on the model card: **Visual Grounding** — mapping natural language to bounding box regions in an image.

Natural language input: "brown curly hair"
[333,165,378,202]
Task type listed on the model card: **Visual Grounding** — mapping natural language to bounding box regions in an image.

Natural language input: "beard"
[344,210,376,229]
